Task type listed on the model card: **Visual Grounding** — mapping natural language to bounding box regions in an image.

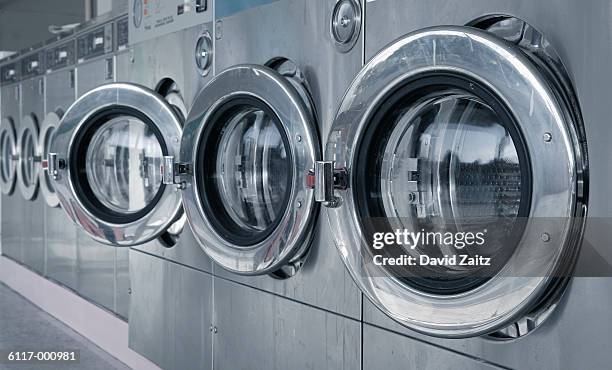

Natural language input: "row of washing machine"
[1,0,612,369]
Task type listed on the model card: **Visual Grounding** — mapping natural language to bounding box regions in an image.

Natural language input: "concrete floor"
[0,283,129,370]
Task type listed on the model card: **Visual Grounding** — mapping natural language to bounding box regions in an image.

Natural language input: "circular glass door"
[181,63,319,275]
[48,83,183,246]
[326,26,586,338]
[18,114,40,201]
[0,117,18,195]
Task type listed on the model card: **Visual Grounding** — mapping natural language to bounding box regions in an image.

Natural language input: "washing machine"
[0,57,22,263]
[42,36,80,291]
[16,48,46,274]
[313,0,607,369]
[163,1,364,368]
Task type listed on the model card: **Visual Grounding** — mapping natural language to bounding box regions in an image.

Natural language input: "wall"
[0,0,84,52]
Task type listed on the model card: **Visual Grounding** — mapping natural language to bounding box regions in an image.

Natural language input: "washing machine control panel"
[77,23,113,62]
[0,61,20,84]
[46,40,76,72]
[128,0,213,45]
[116,16,130,51]
[21,50,45,79]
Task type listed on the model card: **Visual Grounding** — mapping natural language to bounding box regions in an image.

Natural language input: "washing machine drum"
[324,26,586,338]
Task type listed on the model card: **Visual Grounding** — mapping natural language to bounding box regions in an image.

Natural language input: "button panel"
[21,51,44,78]
[46,40,76,72]
[116,16,130,51]
[77,23,113,62]
[129,0,213,45]
[0,61,20,84]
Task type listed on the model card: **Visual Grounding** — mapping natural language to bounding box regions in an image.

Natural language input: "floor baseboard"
[0,256,160,370]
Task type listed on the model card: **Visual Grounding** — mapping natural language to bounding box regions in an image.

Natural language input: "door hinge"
[161,155,191,189]
[306,161,347,208]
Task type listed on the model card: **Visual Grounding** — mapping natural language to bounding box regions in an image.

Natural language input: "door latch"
[42,153,62,180]
[306,161,347,208]
[161,155,191,189]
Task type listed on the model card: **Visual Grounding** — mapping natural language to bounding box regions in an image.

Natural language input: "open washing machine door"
[45,83,183,247]
[178,62,320,276]
[319,25,587,338]
[0,117,18,195]
[17,114,41,201]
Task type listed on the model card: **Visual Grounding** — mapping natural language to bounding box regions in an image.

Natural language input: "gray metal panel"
[115,247,130,319]
[44,69,78,290]
[45,206,78,290]
[77,229,116,312]
[211,0,363,319]
[115,50,131,82]
[362,0,612,368]
[45,69,75,115]
[76,57,114,98]
[20,77,45,274]
[212,276,361,370]
[1,84,21,263]
[362,324,503,370]
[129,250,213,370]
[363,278,612,369]
[213,221,362,319]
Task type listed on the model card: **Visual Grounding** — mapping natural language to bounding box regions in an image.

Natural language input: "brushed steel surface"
[76,58,115,98]
[210,0,363,320]
[212,276,361,370]
[0,84,21,263]
[115,247,130,320]
[360,0,612,367]
[362,324,504,370]
[19,77,45,275]
[77,228,116,312]
[129,249,213,370]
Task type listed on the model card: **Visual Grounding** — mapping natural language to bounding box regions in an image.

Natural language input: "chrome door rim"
[182,64,319,275]
[50,83,183,246]
[17,114,40,201]
[325,26,585,337]
[0,117,17,195]
[39,111,61,208]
